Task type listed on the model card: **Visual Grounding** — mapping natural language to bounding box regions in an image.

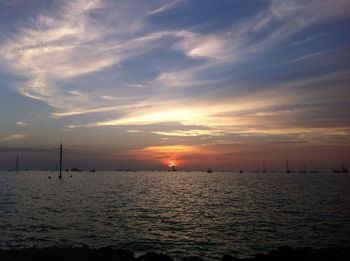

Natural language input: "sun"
[168,161,176,168]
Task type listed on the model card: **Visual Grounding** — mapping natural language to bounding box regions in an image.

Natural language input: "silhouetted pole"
[59,143,62,179]
[262,161,266,173]
[15,155,20,172]
[286,159,291,173]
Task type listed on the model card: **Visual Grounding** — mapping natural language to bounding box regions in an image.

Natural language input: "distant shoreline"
[0,246,349,261]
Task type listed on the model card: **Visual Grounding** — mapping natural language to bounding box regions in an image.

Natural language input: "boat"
[207,167,213,173]
[170,164,177,172]
[71,168,83,172]
[299,165,307,174]
[333,165,348,173]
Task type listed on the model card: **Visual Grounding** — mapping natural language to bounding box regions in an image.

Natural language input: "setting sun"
[168,161,177,167]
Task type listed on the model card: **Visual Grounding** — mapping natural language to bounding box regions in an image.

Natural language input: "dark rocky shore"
[1,246,349,261]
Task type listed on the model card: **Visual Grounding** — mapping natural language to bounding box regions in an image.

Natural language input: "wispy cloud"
[148,0,182,15]
[16,121,29,126]
[288,46,350,63]
[0,0,349,153]
[0,134,26,142]
[2,0,346,118]
[291,33,326,46]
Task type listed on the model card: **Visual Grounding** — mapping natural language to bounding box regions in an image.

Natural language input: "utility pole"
[262,161,266,173]
[15,155,20,172]
[59,143,62,179]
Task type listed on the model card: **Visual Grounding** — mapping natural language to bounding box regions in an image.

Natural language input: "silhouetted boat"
[71,168,83,172]
[207,167,213,173]
[299,165,307,174]
[89,169,96,172]
[333,165,348,173]
[239,169,244,173]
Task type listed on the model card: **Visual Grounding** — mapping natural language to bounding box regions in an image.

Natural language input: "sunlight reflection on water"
[0,171,349,259]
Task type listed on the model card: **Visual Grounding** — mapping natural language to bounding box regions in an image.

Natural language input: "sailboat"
[333,165,348,173]
[207,167,213,173]
[170,164,177,172]
[299,165,307,174]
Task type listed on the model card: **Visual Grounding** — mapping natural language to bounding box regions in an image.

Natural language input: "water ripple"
[0,171,349,260]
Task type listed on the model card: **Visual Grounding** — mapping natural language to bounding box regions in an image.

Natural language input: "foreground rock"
[224,246,350,261]
[0,246,349,261]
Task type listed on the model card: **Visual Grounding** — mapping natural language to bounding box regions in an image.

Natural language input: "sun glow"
[97,109,206,126]
[168,161,177,167]
[129,145,202,167]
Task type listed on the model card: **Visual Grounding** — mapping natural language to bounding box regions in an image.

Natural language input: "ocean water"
[0,171,349,259]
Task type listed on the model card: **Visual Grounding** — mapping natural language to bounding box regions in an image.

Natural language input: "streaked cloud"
[291,33,326,46]
[152,130,224,137]
[2,0,349,118]
[0,0,349,168]
[148,0,182,15]
[0,133,26,142]
[16,121,29,126]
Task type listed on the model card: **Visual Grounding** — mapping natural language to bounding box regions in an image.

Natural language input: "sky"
[0,0,349,171]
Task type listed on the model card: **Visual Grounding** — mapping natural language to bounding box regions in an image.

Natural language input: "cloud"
[16,121,29,126]
[0,0,349,132]
[0,134,26,142]
[0,147,53,153]
[128,144,209,166]
[1,0,160,113]
[173,31,238,61]
[288,46,350,63]
[148,0,182,15]
[291,33,326,46]
[153,129,224,137]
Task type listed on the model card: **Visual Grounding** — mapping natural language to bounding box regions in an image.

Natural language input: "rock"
[113,249,135,261]
[182,256,202,261]
[1,246,350,261]
[137,252,173,261]
[0,246,135,261]
[222,254,240,261]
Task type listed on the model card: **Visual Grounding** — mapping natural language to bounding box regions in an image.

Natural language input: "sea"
[0,171,349,260]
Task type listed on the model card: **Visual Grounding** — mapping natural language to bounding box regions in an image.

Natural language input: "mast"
[15,155,20,172]
[262,161,266,173]
[286,160,291,173]
[59,143,62,179]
